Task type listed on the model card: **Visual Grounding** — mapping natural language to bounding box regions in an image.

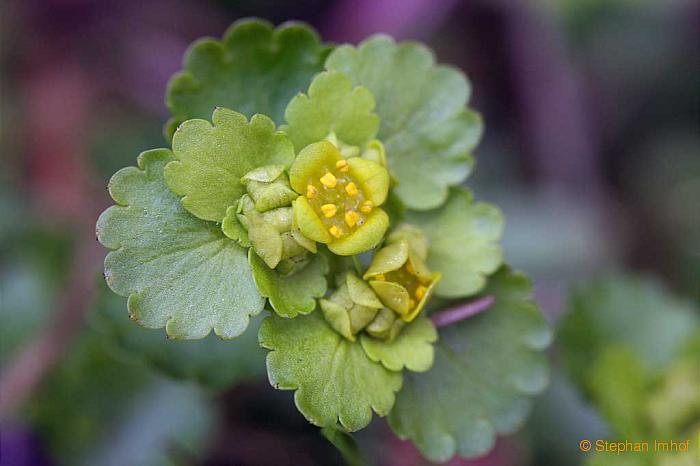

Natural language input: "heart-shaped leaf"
[97,149,264,339]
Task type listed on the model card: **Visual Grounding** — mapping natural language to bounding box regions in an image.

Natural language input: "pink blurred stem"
[431,296,495,328]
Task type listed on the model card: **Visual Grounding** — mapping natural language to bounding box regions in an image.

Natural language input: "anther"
[329,225,344,238]
[345,182,358,197]
[344,210,360,227]
[415,285,427,300]
[306,185,317,199]
[320,172,337,188]
[321,204,337,218]
[336,160,349,172]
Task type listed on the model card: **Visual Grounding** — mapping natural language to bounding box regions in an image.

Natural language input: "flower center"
[305,159,373,239]
[374,262,430,312]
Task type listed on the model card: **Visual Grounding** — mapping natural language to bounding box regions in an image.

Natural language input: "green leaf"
[388,267,551,462]
[166,19,331,138]
[259,312,403,431]
[96,149,264,339]
[559,273,699,391]
[405,188,504,298]
[249,250,328,318]
[283,71,379,151]
[91,285,266,389]
[360,317,437,372]
[326,36,483,210]
[164,108,295,222]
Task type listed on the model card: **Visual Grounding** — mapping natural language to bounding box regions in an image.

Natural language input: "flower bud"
[319,273,384,341]
[241,165,298,212]
[363,231,440,322]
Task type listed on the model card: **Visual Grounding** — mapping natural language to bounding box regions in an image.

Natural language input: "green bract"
[283,71,379,152]
[260,312,402,432]
[326,36,483,210]
[96,17,551,462]
[166,19,331,138]
[165,108,294,223]
[249,251,327,318]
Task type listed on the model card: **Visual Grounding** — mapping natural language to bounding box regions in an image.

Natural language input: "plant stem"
[430,295,495,328]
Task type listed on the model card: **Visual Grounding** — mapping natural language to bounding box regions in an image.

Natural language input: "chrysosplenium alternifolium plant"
[97,19,552,462]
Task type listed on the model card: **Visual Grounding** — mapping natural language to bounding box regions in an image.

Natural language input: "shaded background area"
[0,0,698,465]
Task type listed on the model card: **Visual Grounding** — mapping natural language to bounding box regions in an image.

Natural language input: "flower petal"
[328,208,389,256]
[363,240,408,278]
[402,272,441,322]
[370,280,410,315]
[293,196,332,243]
[319,299,355,341]
[346,273,384,308]
[289,140,340,193]
[347,157,389,205]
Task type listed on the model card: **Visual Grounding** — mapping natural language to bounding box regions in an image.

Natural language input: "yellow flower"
[289,140,390,256]
[363,236,440,322]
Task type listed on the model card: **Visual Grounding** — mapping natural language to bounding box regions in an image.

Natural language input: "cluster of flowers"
[227,132,440,343]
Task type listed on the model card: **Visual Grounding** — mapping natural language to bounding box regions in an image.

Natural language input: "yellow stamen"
[335,160,349,172]
[415,285,427,301]
[329,225,343,238]
[306,184,317,199]
[321,204,337,218]
[345,182,358,197]
[320,172,337,188]
[344,210,360,227]
[360,200,373,213]
[374,274,385,281]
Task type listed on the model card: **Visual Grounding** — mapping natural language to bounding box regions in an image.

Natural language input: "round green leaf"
[97,149,264,339]
[259,312,403,431]
[166,19,331,138]
[283,70,379,151]
[388,267,552,462]
[165,108,294,222]
[360,317,437,372]
[326,36,483,210]
[406,188,504,298]
[249,250,328,318]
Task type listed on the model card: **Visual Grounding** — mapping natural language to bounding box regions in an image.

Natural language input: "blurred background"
[0,0,698,465]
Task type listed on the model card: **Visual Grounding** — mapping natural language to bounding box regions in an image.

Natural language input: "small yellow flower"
[289,141,390,256]
[363,237,440,322]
